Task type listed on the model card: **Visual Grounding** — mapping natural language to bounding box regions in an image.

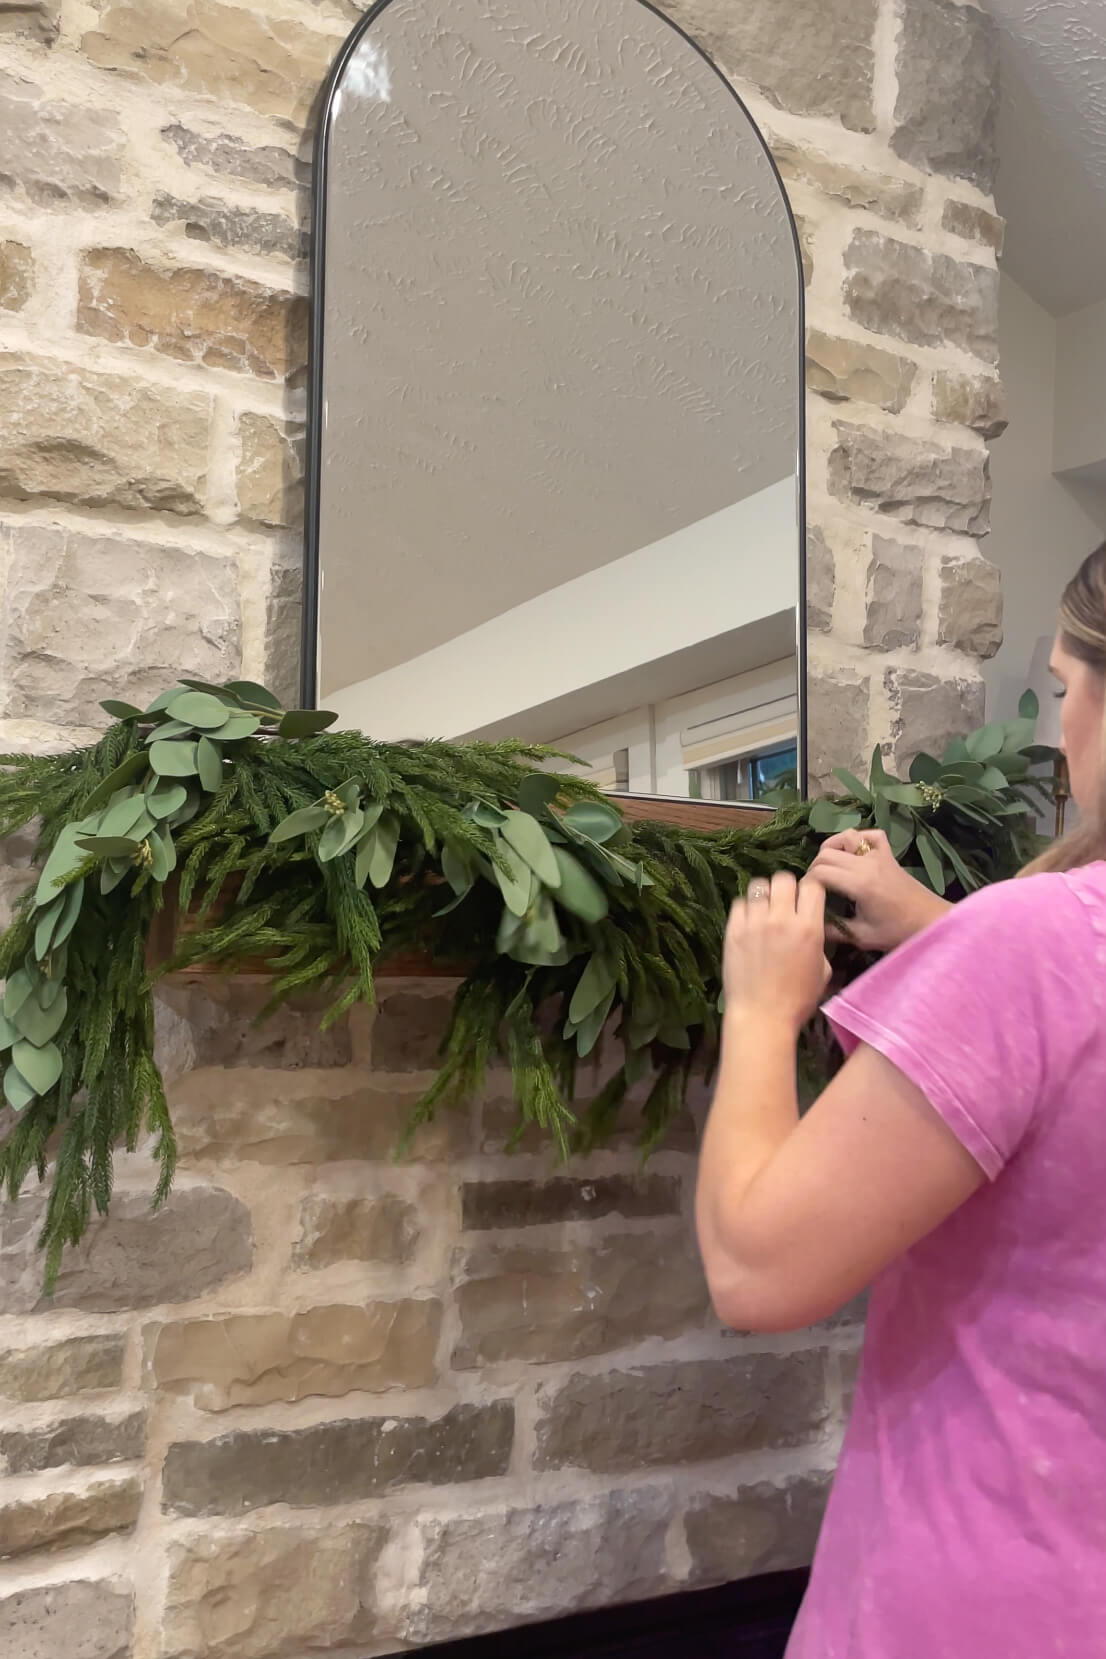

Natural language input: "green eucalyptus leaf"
[1003,717,1036,753]
[569,953,617,1025]
[15,986,68,1047]
[441,842,475,898]
[880,783,924,806]
[278,710,338,738]
[0,1009,16,1050]
[35,825,90,907]
[100,699,143,722]
[942,737,971,764]
[468,802,507,829]
[225,680,283,713]
[909,752,943,785]
[366,813,400,889]
[809,799,861,835]
[177,678,233,699]
[38,975,64,1011]
[929,827,980,891]
[561,800,623,845]
[144,689,181,715]
[150,740,199,779]
[492,839,534,916]
[318,807,365,863]
[501,810,561,887]
[916,828,947,895]
[147,827,176,883]
[832,768,872,804]
[3,1063,36,1112]
[573,987,616,1058]
[101,860,131,895]
[551,847,608,922]
[11,1039,63,1095]
[3,968,35,1021]
[886,810,915,860]
[977,766,1009,792]
[76,835,142,858]
[869,745,893,789]
[966,722,1006,760]
[144,719,194,744]
[269,804,329,844]
[196,737,224,793]
[80,753,149,814]
[99,793,148,839]
[334,781,361,812]
[517,774,561,817]
[34,895,64,960]
[496,905,525,954]
[1019,688,1040,721]
[167,691,232,730]
[146,781,188,821]
[216,713,263,743]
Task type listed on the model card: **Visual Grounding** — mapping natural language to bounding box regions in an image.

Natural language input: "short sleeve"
[823,873,1099,1180]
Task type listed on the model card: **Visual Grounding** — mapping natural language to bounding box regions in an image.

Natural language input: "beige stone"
[408,1490,672,1645]
[0,1474,142,1560]
[893,0,999,191]
[236,413,304,528]
[0,242,31,311]
[0,1333,126,1402]
[806,527,835,634]
[0,72,124,209]
[161,1522,391,1659]
[771,137,923,225]
[162,1401,514,1516]
[0,1409,145,1474]
[937,551,1003,658]
[371,989,455,1070]
[78,249,308,382]
[795,212,814,289]
[806,668,870,793]
[844,230,998,363]
[161,122,307,192]
[685,1474,831,1585]
[0,524,241,727]
[157,980,352,1071]
[933,368,1007,439]
[0,354,209,516]
[452,1232,709,1368]
[828,422,990,535]
[535,1354,829,1473]
[0,0,58,41]
[942,198,1005,252]
[83,0,340,126]
[148,1301,441,1410]
[887,667,986,770]
[152,193,305,261]
[294,1193,419,1269]
[662,0,878,132]
[864,535,923,651]
[264,552,303,711]
[806,331,916,413]
[461,1174,679,1231]
[0,1580,133,1659]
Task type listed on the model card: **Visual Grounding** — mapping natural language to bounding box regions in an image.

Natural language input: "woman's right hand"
[806,828,952,953]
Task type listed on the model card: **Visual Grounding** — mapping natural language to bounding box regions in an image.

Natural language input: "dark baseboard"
[396,1570,808,1657]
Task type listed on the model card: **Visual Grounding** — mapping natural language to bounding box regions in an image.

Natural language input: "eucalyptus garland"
[0,680,1051,1282]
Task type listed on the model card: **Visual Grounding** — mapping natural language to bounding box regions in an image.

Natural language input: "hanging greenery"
[0,680,1051,1282]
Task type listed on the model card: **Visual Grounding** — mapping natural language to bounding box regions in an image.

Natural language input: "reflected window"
[689,743,797,804]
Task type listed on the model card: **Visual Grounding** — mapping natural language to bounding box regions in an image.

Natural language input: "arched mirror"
[303,0,806,817]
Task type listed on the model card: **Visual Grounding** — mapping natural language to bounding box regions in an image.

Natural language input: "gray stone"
[864,535,923,651]
[0,1580,133,1659]
[162,1401,514,1517]
[942,198,1004,252]
[236,413,304,529]
[806,527,835,634]
[0,1333,126,1401]
[0,1409,145,1474]
[453,1232,709,1368]
[685,1474,831,1585]
[844,230,998,363]
[371,990,456,1070]
[157,980,351,1070]
[886,667,986,771]
[0,353,209,516]
[893,0,999,191]
[161,122,308,191]
[0,71,124,209]
[151,192,306,261]
[0,524,241,727]
[0,1474,142,1559]
[933,368,1007,439]
[937,551,1003,658]
[828,422,990,535]
[535,1353,830,1473]
[806,669,870,795]
[461,1174,680,1231]
[771,136,923,224]
[0,1187,252,1314]
[840,1348,862,1416]
[0,241,32,310]
[264,554,302,713]
[663,0,878,132]
[162,1521,391,1659]
[294,1193,419,1269]
[408,1490,672,1646]
[0,0,59,42]
[806,330,916,413]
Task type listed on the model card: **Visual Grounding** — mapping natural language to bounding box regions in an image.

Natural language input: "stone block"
[893,0,999,191]
[294,1193,419,1268]
[0,1580,133,1659]
[162,1401,514,1516]
[806,330,916,413]
[0,0,58,41]
[151,193,306,261]
[0,242,32,311]
[0,1474,142,1559]
[535,1353,829,1473]
[84,0,340,125]
[805,668,870,795]
[147,1301,441,1410]
[840,1348,862,1416]
[0,525,240,727]
[887,667,985,771]
[795,211,814,288]
[453,1233,709,1368]
[0,71,124,209]
[684,1474,831,1585]
[161,122,308,191]
[407,1490,672,1645]
[844,230,998,363]
[0,1409,145,1474]
[806,527,835,634]
[863,535,923,651]
[937,551,1003,658]
[461,1174,680,1231]
[0,355,209,517]
[662,0,877,132]
[770,137,923,224]
[942,198,1004,252]
[0,1188,252,1314]
[264,552,302,712]
[933,368,1007,439]
[157,980,352,1071]
[828,422,990,535]
[78,249,308,382]
[236,413,304,529]
[161,1521,390,1659]
[370,990,453,1070]
[0,1333,126,1402]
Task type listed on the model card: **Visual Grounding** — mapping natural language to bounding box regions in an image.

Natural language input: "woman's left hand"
[723,872,831,1034]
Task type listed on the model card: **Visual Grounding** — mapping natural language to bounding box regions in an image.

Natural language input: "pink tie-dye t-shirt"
[787,864,1106,1659]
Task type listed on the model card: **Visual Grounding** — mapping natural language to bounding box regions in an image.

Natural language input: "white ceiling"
[987,0,1106,316]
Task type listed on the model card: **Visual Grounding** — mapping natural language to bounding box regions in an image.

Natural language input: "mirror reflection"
[310,0,805,806]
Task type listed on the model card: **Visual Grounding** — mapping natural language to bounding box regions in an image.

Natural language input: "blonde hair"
[1023,541,1106,875]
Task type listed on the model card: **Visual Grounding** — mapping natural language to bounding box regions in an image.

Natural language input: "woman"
[695,542,1106,1658]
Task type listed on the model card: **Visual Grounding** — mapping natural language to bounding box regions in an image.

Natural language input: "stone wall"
[0,0,1004,1653]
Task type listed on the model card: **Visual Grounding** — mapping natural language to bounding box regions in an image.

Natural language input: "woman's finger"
[806,851,867,899]
[770,871,798,909]
[797,873,827,927]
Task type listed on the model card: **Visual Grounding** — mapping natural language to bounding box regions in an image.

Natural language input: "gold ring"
[747,880,770,901]
[855,839,873,858]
